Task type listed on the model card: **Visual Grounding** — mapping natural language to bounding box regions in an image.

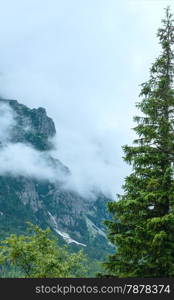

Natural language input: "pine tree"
[104,7,174,277]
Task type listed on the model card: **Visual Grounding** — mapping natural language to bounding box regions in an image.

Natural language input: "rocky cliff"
[0,99,112,261]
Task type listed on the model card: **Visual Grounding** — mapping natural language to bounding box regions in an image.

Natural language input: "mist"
[0,0,174,199]
[0,103,66,182]
[0,102,120,199]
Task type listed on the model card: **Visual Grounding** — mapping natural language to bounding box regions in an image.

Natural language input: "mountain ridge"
[0,98,112,262]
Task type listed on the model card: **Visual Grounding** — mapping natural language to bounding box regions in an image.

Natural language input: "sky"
[0,0,174,199]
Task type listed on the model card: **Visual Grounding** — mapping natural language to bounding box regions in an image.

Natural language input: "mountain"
[0,99,112,266]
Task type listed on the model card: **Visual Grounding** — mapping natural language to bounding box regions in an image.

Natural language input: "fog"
[0,0,174,199]
[0,103,66,181]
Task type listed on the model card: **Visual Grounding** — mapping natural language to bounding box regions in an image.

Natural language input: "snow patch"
[48,211,86,247]
[85,216,106,238]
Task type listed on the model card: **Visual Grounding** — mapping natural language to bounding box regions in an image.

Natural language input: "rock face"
[0,99,56,150]
[0,99,112,261]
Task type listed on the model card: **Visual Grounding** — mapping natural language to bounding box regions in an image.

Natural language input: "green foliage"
[103,7,174,277]
[0,223,87,278]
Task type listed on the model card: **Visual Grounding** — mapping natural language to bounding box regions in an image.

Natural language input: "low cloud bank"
[0,103,66,182]
[0,102,124,199]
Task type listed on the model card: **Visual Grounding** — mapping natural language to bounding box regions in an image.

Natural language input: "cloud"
[0,103,66,182]
[0,143,56,180]
[51,127,128,199]
[0,102,16,143]
[0,101,122,199]
[0,1,173,199]
[0,102,122,199]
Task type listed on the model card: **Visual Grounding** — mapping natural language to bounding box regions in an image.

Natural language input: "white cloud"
[0,0,173,199]
[0,103,66,182]
[0,143,56,180]
[0,103,16,143]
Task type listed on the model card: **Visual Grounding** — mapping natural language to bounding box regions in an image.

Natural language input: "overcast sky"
[0,0,174,199]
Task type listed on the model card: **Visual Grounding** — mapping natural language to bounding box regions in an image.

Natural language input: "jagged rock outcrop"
[0,99,56,150]
[0,99,112,260]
